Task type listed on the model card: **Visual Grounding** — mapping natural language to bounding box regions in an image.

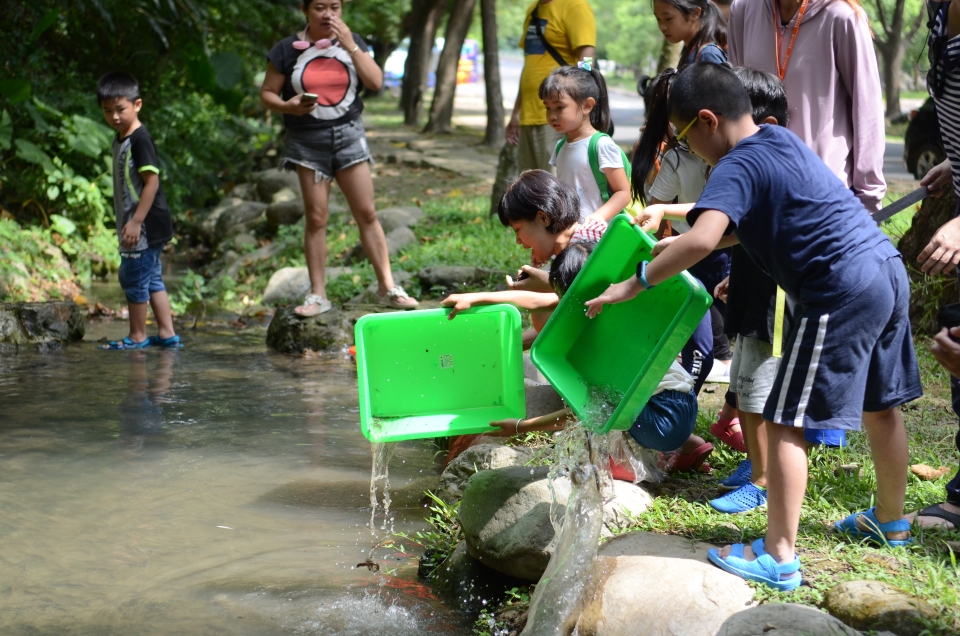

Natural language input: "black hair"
[498,170,580,234]
[631,69,677,205]
[653,0,727,70]
[538,65,612,135]
[549,241,596,294]
[668,62,752,123]
[731,66,789,127]
[97,72,140,105]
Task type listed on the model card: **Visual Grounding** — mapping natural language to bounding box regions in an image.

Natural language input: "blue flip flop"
[99,336,152,350]
[707,538,802,591]
[148,334,182,348]
[835,507,912,547]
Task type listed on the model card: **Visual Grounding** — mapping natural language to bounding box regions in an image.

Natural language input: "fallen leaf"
[73,293,87,305]
[910,464,951,481]
[461,245,469,252]
[447,188,463,198]
[352,274,361,284]
[337,233,346,241]
[425,188,437,195]
[469,216,483,224]
[398,254,408,262]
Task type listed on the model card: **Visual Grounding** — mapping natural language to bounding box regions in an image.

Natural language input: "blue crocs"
[834,507,912,547]
[99,336,151,350]
[718,459,753,491]
[148,334,182,348]
[708,538,802,591]
[710,482,767,514]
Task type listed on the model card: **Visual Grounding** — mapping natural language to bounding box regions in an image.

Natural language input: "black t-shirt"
[111,125,173,249]
[724,246,797,343]
[266,33,370,131]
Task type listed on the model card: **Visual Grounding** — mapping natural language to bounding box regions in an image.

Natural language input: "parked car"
[904,97,946,180]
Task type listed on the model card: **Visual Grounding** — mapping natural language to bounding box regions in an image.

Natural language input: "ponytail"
[539,62,612,135]
[655,0,727,69]
[631,70,675,205]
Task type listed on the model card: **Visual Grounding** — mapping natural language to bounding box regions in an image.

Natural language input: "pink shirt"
[729,0,886,211]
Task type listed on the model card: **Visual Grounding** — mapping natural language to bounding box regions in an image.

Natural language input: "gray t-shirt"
[111,125,173,252]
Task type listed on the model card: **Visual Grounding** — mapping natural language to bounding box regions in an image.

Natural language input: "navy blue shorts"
[628,389,698,452]
[763,256,922,430]
[118,243,166,304]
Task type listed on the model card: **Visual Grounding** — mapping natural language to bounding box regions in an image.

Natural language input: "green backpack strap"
[587,132,632,203]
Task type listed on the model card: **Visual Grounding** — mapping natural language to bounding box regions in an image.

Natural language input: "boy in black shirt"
[97,72,178,349]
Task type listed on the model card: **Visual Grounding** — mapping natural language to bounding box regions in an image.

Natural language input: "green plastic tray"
[531,214,712,434]
[355,305,526,443]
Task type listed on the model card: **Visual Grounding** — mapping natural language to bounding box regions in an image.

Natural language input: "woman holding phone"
[260,0,418,315]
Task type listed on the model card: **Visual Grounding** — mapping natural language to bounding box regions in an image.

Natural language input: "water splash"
[369,442,396,534]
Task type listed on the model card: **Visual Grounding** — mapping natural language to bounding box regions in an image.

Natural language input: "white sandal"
[378,285,418,310]
[294,293,333,317]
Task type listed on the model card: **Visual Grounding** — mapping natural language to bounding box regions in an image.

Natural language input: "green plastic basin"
[531,214,712,434]
[355,305,526,443]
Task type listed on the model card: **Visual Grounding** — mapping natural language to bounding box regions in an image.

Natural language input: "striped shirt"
[929,5,960,199]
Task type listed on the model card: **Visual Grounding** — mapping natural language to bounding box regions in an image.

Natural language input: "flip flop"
[148,334,182,348]
[835,507,912,547]
[707,538,802,591]
[99,336,152,350]
[710,417,746,453]
[914,503,960,531]
[669,442,713,474]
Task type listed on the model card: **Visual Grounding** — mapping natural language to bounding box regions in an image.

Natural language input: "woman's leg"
[334,161,395,293]
[296,165,332,302]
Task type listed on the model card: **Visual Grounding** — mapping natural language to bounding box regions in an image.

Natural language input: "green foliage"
[592,0,663,75]
[387,491,463,569]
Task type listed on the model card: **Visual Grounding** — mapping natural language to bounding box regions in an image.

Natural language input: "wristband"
[349,44,359,55]
[636,260,655,290]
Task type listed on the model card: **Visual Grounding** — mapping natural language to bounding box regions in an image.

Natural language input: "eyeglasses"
[672,116,698,151]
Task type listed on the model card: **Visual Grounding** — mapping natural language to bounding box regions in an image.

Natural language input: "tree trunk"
[656,40,683,73]
[424,0,477,134]
[872,0,924,119]
[898,191,959,334]
[401,0,444,126]
[480,0,504,147]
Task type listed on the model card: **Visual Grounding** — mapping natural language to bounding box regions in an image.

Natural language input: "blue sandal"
[99,336,152,350]
[707,538,802,591]
[835,507,912,547]
[148,334,182,348]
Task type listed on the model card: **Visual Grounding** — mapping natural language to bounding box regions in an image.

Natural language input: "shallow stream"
[0,314,469,635]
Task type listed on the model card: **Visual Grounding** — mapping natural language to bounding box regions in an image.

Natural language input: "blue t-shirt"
[689,125,898,308]
[684,43,726,66]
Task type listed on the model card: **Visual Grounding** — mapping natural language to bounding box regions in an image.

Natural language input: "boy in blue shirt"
[97,72,178,350]
[585,62,922,590]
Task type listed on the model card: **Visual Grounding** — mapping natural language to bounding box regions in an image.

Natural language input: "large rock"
[254,168,301,202]
[0,301,84,350]
[431,541,526,612]
[437,443,536,504]
[573,532,756,636]
[378,206,424,232]
[345,226,417,264]
[265,198,305,229]
[525,382,565,419]
[213,199,268,243]
[418,266,503,292]
[265,304,353,354]
[458,465,652,581]
[823,580,937,636]
[261,266,352,306]
[716,603,861,636]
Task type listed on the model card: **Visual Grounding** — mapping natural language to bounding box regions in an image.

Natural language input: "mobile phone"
[301,93,318,104]
[938,302,960,335]
[516,269,530,281]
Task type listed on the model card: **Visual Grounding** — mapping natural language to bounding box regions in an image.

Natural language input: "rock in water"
[573,532,756,636]
[261,267,352,306]
[431,541,526,612]
[716,603,862,636]
[823,580,937,636]
[265,304,353,354]
[458,465,652,581]
[0,301,84,350]
[437,443,536,504]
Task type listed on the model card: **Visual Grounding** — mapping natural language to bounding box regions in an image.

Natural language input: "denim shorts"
[280,118,373,182]
[118,243,166,303]
[628,389,698,452]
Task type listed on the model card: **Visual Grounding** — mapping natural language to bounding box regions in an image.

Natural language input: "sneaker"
[709,482,767,514]
[706,359,731,383]
[718,459,753,491]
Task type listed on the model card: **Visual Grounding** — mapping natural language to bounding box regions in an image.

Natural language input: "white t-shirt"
[550,135,624,222]
[654,360,695,395]
[647,147,707,233]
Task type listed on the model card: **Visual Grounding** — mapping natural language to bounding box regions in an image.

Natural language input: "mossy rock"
[265,304,353,354]
[0,301,84,350]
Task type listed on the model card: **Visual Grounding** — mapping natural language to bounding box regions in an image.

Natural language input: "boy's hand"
[714,276,730,303]
[121,220,142,249]
[632,203,666,233]
[584,277,643,318]
[920,159,952,197]
[930,326,960,376]
[507,266,551,292]
[488,418,524,437]
[441,294,474,319]
[286,93,318,116]
[651,235,678,257]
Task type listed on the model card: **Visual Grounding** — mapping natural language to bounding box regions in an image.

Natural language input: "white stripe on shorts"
[794,314,829,425]
[773,316,807,425]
